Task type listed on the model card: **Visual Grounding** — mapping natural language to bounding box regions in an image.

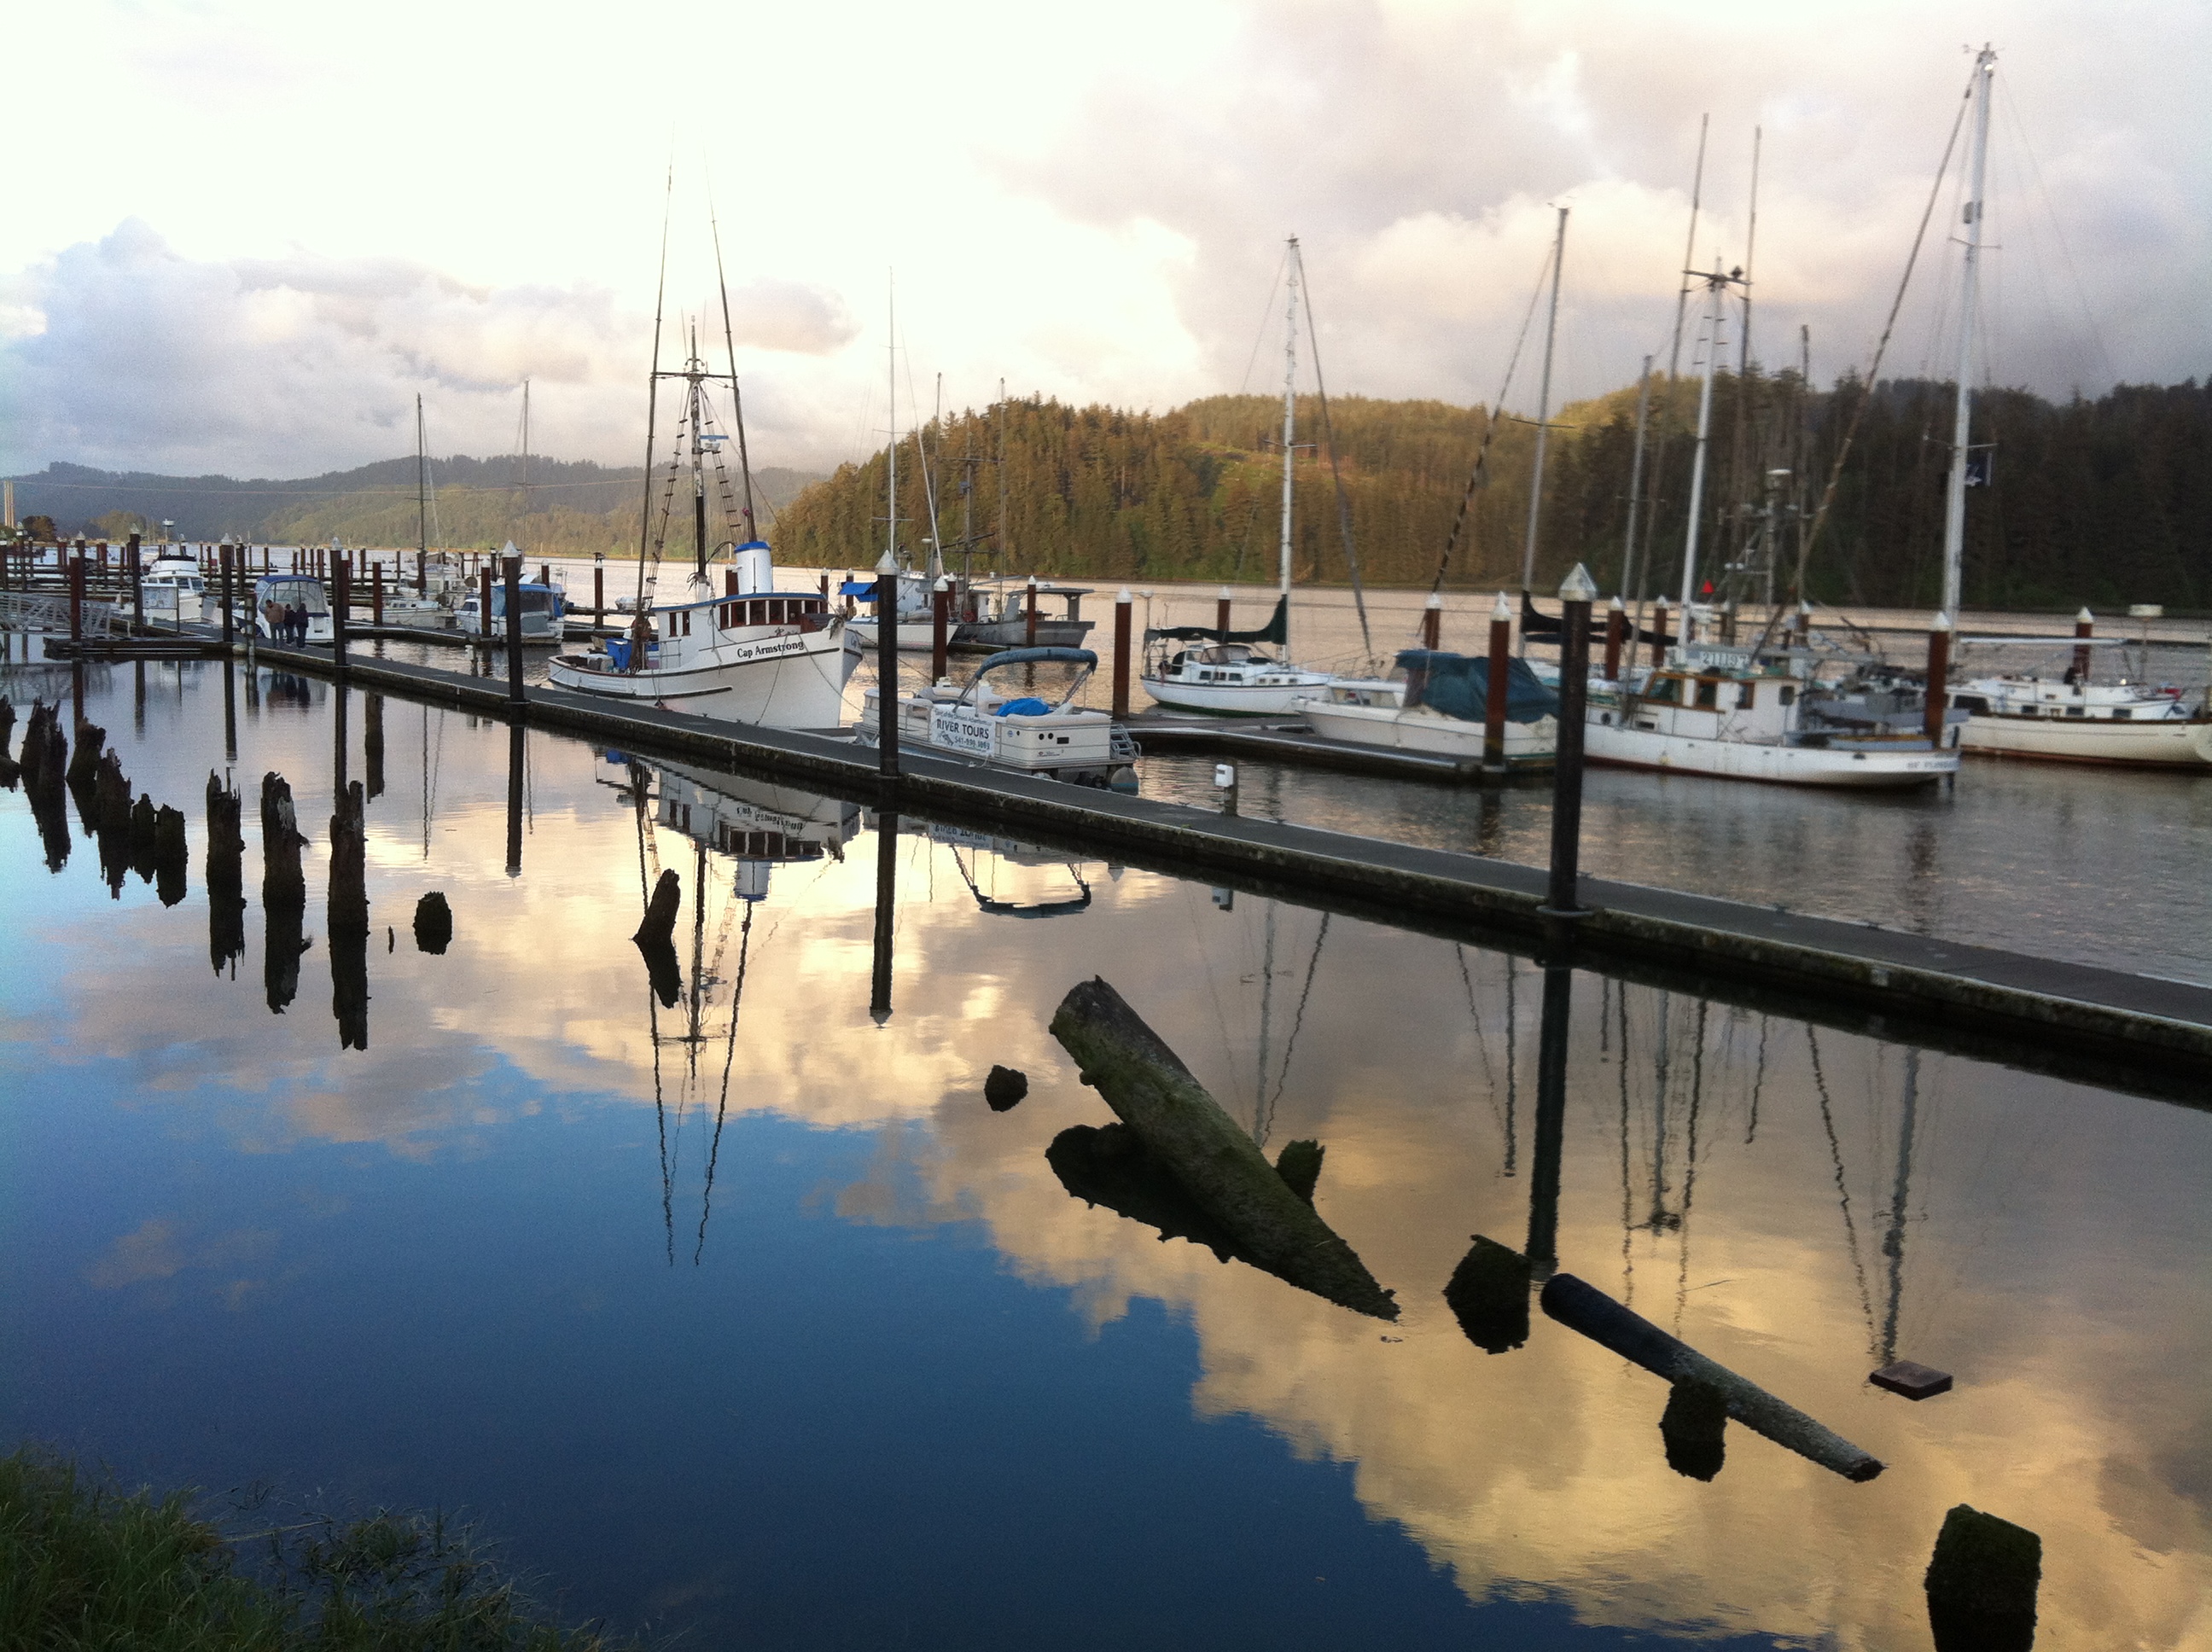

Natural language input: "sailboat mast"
[1521,205,1568,594]
[887,285,899,570]
[690,345,707,581]
[709,201,757,541]
[1278,236,1299,614]
[1621,356,1653,610]
[1941,46,1996,618]
[1678,266,1725,618]
[415,394,428,561]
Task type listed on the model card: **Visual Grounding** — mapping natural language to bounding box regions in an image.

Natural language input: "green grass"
[0,1451,640,1650]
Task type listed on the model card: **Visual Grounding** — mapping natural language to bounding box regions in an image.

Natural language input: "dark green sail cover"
[1397,650,1559,724]
[1147,594,1289,646]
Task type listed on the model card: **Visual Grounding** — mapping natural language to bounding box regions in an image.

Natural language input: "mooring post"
[875,550,899,781]
[870,808,898,1024]
[332,555,349,668]
[1024,574,1039,648]
[1924,612,1953,747]
[1544,563,1597,921]
[220,544,234,646]
[1112,587,1132,718]
[931,575,951,684]
[1482,591,1511,774]
[2073,607,2093,682]
[69,554,84,643]
[1604,595,1625,681]
[371,561,384,628]
[504,553,525,705]
[416,544,427,595]
[1421,590,1442,652]
[479,565,493,656]
[593,556,605,629]
[129,534,144,630]
[1216,585,1232,640]
[1653,596,1671,671]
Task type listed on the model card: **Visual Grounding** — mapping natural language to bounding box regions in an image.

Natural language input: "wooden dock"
[206,633,2212,1102]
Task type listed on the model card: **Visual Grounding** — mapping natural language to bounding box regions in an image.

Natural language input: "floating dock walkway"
[182,634,2212,1101]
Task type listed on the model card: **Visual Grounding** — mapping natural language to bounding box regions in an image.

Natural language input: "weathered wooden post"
[416,543,427,595]
[870,809,898,1025]
[1112,587,1132,718]
[1925,1504,2040,1651]
[329,778,370,1050]
[371,560,384,627]
[259,771,308,914]
[331,555,350,667]
[593,557,605,628]
[1481,591,1512,775]
[931,575,951,684]
[874,550,899,781]
[1604,595,1626,680]
[412,892,453,954]
[1215,585,1232,639]
[504,554,525,704]
[2073,607,2093,681]
[69,554,84,643]
[1924,612,1953,747]
[1024,574,1039,648]
[1545,564,1597,919]
[478,565,493,654]
[219,544,235,646]
[1421,590,1442,651]
[206,771,246,975]
[128,533,144,629]
[1652,596,1672,670]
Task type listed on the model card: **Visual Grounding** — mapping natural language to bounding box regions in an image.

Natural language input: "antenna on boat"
[1940,45,1997,618]
[707,189,758,545]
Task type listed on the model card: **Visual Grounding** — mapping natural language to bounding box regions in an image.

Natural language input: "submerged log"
[635,868,681,945]
[327,780,369,939]
[0,696,16,787]
[1925,1504,2040,1652]
[984,1065,1028,1112]
[412,891,453,955]
[1540,1272,1883,1481]
[259,772,307,913]
[1442,1235,1532,1354]
[154,804,188,906]
[1049,977,1399,1320]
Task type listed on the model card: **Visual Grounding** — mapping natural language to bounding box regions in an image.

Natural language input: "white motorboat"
[141,550,207,623]
[1587,646,1957,788]
[250,573,334,644]
[843,569,940,651]
[458,556,567,642]
[1298,649,1557,768]
[855,646,1139,789]
[950,579,1096,651]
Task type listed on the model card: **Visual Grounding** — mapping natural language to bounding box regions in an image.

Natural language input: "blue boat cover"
[1395,650,1559,724]
[995,697,1052,717]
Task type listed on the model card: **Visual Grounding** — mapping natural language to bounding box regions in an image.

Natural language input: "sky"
[2,0,2205,480]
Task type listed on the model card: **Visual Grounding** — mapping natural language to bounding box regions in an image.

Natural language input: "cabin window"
[2114,707,2132,719]
[1734,683,1755,710]
[1779,685,1796,707]
[1695,679,1720,709]
[2066,706,2085,718]
[1645,677,1681,703]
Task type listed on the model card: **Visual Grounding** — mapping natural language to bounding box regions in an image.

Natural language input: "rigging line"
[1745,1015,1768,1144]
[695,900,754,1265]
[1429,236,1553,595]
[1452,944,1499,1096]
[1996,76,2116,387]
[1674,998,1708,1329]
[1259,912,1331,1145]
[1807,1024,1878,1348]
[1791,69,1973,609]
[1237,244,1292,398]
[707,190,758,543]
[1293,243,1373,666]
[636,164,675,613]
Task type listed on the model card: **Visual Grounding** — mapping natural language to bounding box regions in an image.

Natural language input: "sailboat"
[1919,50,2212,768]
[548,195,859,727]
[1141,237,1338,716]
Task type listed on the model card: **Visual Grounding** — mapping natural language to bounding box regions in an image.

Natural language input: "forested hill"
[6,457,822,557]
[772,380,2212,612]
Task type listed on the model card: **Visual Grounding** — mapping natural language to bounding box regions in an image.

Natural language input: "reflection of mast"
[1808,1026,1878,1347]
[1254,912,1329,1154]
[696,901,754,1265]
[1673,999,1708,1323]
[1254,903,1277,1144]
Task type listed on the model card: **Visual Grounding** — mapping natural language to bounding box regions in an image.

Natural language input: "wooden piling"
[1421,591,1442,651]
[593,562,604,628]
[259,772,308,913]
[1604,596,1626,681]
[0,697,16,788]
[1925,1504,2040,1652]
[634,868,680,945]
[1442,1234,1531,1354]
[371,561,384,626]
[154,804,188,906]
[1215,585,1232,639]
[331,556,350,666]
[1652,596,1671,670]
[1112,587,1132,718]
[1482,591,1511,773]
[931,576,951,684]
[69,556,84,643]
[503,554,524,702]
[328,778,369,939]
[412,892,453,954]
[2073,608,2093,681]
[1925,613,1953,747]
[1545,565,1596,918]
[1024,575,1039,648]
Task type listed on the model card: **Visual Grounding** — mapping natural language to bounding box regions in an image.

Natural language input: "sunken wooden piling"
[0,696,17,788]
[127,793,159,883]
[1540,1271,1883,1481]
[635,868,681,945]
[259,772,309,914]
[1925,1504,2040,1652]
[65,718,104,822]
[17,701,50,789]
[1049,976,1399,1319]
[207,771,246,971]
[412,892,453,954]
[328,779,369,939]
[154,804,188,906]
[1660,1376,1729,1480]
[92,752,133,890]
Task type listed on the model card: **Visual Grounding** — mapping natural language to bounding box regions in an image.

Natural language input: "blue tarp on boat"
[1395,650,1559,724]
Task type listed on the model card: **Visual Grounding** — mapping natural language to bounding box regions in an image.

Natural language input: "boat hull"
[952,619,1095,651]
[1586,720,1957,787]
[1142,675,1335,717]
[1300,700,1556,765]
[1958,713,2212,768]
[546,624,859,729]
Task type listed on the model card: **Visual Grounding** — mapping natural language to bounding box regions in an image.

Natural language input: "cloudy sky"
[3,0,2204,480]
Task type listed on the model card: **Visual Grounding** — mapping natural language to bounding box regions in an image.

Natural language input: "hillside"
[773,380,2212,611]
[6,457,823,554]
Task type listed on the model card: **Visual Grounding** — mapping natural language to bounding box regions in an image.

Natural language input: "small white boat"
[1143,599,1338,716]
[141,551,207,623]
[856,646,1139,789]
[1298,649,1557,767]
[1587,648,1958,788]
[457,581,565,642]
[251,574,334,644]
[1950,672,2212,767]
[949,579,1096,651]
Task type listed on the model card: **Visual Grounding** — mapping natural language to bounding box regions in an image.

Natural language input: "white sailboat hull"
[546,623,860,730]
[1143,672,1335,717]
[1586,719,1957,788]
[1299,699,1557,764]
[1958,713,2212,768]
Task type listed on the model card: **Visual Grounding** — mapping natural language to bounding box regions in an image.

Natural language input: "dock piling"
[593,559,604,629]
[1925,613,1953,747]
[1653,596,1671,670]
[1215,585,1232,640]
[875,551,899,781]
[1543,563,1596,921]
[870,809,898,1023]
[219,544,234,646]
[1024,574,1039,648]
[932,575,951,683]
[503,555,524,704]
[1113,588,1132,718]
[1422,591,1441,651]
[1604,595,1625,681]
[2073,608,2093,681]
[371,561,384,628]
[1482,591,1511,773]
[332,556,350,668]
[68,556,84,643]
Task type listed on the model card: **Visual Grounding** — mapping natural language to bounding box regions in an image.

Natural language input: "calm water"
[3,648,2209,1648]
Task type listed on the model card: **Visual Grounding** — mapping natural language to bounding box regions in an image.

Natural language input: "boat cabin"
[1949,676,2190,723]
[253,575,333,643]
[1599,666,1798,742]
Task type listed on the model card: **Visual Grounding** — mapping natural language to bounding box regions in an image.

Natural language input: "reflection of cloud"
[84,1217,278,1299]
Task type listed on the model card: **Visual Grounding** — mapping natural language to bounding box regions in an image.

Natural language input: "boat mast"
[709,199,757,543]
[1678,263,1726,620]
[1278,236,1299,631]
[1941,45,1997,619]
[1621,355,1652,620]
[634,166,673,613]
[689,329,707,581]
[415,394,428,565]
[1521,205,1568,595]
[887,282,899,573]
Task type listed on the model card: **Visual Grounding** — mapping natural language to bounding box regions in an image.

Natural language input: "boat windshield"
[492,589,557,616]
[259,579,329,615]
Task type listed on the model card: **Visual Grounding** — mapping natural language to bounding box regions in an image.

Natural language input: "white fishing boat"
[856,646,1139,790]
[844,569,939,651]
[1142,238,1350,716]
[951,579,1096,651]
[1948,643,2212,767]
[1297,644,1557,768]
